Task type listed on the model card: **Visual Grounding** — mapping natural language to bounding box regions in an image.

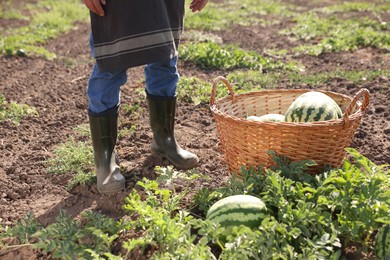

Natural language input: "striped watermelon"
[285,92,342,122]
[206,195,267,230]
[247,114,285,122]
[375,225,390,259]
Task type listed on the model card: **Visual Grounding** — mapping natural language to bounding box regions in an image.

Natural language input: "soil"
[0,0,389,259]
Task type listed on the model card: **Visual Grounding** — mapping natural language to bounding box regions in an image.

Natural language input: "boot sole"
[151,150,199,170]
[98,182,125,195]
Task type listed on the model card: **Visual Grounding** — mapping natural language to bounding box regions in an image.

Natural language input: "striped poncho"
[90,0,185,72]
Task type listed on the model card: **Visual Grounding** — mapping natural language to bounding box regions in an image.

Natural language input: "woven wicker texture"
[210,76,370,174]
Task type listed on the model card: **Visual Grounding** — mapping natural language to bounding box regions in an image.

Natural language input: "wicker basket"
[210,76,370,174]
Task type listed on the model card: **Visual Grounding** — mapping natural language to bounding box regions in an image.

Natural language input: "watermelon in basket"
[209,76,370,175]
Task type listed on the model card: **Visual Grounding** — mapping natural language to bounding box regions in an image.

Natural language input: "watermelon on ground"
[375,225,390,260]
[206,194,268,230]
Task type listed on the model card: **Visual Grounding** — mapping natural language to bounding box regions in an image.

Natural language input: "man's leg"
[87,35,127,194]
[145,56,199,169]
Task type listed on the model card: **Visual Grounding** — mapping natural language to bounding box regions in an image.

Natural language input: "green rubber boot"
[147,94,199,170]
[89,107,125,194]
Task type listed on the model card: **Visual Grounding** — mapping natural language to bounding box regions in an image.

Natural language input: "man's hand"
[83,0,106,16]
[190,0,208,12]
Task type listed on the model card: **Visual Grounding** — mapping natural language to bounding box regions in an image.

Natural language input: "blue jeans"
[87,34,179,114]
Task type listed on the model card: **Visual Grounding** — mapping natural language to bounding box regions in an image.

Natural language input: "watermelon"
[206,195,267,230]
[285,91,342,122]
[247,114,285,122]
[375,225,390,259]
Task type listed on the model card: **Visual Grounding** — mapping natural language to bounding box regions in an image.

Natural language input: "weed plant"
[284,12,390,55]
[179,41,297,71]
[177,69,389,107]
[316,2,390,14]
[0,0,25,20]
[1,0,88,57]
[185,0,294,30]
[45,137,94,175]
[0,93,38,124]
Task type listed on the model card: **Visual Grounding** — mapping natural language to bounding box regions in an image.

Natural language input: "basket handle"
[210,76,236,106]
[342,88,370,126]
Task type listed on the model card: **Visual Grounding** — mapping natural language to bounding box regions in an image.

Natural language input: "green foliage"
[182,30,223,44]
[177,73,280,106]
[72,124,91,138]
[192,149,390,257]
[33,210,121,259]
[118,124,138,139]
[317,2,390,14]
[81,210,123,236]
[45,137,94,175]
[241,0,294,16]
[155,165,208,187]
[44,126,96,190]
[227,69,390,92]
[178,68,387,107]
[0,0,25,20]
[1,210,122,259]
[185,2,236,31]
[267,150,318,184]
[286,69,390,85]
[179,42,259,70]
[118,103,142,138]
[33,211,82,259]
[314,148,390,246]
[66,171,96,190]
[179,41,295,71]
[284,12,390,55]
[1,0,88,57]
[122,178,216,259]
[0,93,38,124]
[177,69,387,107]
[2,212,42,244]
[2,150,389,258]
[121,103,142,116]
[176,76,213,105]
[185,0,294,30]
[226,70,280,91]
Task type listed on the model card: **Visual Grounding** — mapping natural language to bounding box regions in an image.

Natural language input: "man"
[82,0,208,194]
